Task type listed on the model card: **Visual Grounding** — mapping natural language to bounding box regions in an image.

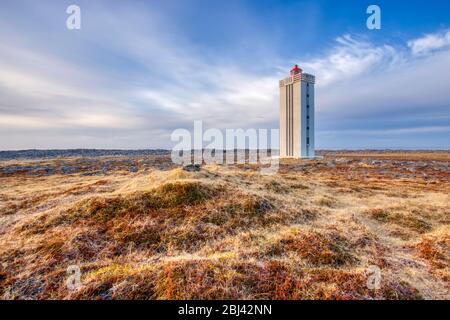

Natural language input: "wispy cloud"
[302,34,406,87]
[408,29,450,55]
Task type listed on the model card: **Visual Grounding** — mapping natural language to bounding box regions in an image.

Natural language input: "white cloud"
[312,34,450,119]
[301,35,405,87]
[0,43,145,132]
[408,29,450,55]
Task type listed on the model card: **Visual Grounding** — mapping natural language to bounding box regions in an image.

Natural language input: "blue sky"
[0,0,449,150]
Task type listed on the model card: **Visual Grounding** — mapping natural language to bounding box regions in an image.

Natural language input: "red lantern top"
[290,64,302,75]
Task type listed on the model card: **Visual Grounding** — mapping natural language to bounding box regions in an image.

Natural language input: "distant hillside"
[0,149,170,160]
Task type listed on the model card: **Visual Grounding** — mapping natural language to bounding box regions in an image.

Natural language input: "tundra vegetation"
[0,151,448,299]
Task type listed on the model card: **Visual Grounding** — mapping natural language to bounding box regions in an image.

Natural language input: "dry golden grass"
[413,226,450,284]
[0,152,448,299]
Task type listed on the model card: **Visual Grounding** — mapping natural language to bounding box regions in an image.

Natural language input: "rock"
[183,164,201,172]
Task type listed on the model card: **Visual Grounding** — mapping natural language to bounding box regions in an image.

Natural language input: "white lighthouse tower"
[279,65,315,158]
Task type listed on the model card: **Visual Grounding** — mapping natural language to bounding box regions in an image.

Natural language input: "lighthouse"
[279,65,316,158]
